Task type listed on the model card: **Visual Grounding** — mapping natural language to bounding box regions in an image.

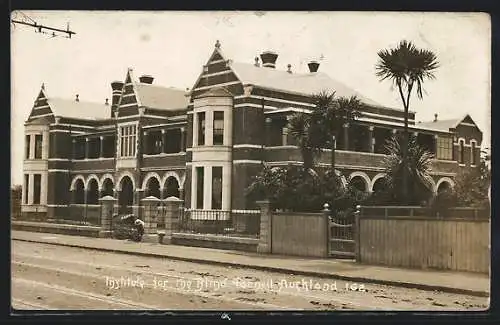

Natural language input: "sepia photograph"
[10,11,491,313]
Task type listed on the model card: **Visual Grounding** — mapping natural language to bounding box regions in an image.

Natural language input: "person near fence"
[133,217,145,242]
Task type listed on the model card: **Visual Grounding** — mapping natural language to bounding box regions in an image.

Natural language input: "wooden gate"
[328,207,358,258]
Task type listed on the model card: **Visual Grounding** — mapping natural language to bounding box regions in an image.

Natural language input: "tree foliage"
[377,135,434,205]
[246,165,365,213]
[288,91,362,170]
[452,150,491,209]
[375,40,439,202]
[376,40,439,110]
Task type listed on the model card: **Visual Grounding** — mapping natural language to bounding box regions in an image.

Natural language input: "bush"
[246,165,364,213]
[429,189,456,217]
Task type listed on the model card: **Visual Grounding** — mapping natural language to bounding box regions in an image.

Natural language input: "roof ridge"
[48,96,108,105]
[136,83,186,91]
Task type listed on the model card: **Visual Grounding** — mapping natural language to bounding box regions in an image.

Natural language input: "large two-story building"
[21,41,483,220]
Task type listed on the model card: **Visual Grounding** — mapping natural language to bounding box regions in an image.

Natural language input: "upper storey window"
[471,141,477,166]
[459,139,465,164]
[436,136,453,160]
[213,111,224,145]
[119,124,137,158]
[197,112,206,146]
[34,134,43,159]
[25,135,30,159]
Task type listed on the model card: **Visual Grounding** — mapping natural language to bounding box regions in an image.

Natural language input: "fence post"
[354,205,361,263]
[322,203,331,257]
[164,196,183,245]
[98,196,116,238]
[141,196,161,243]
[256,200,272,254]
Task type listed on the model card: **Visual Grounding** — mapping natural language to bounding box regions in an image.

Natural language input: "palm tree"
[382,135,434,205]
[287,113,317,171]
[375,40,439,203]
[288,91,362,171]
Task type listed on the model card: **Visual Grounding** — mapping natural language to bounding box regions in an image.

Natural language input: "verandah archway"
[73,179,85,204]
[101,178,114,197]
[118,176,134,214]
[86,178,99,205]
[145,177,161,199]
[164,176,180,198]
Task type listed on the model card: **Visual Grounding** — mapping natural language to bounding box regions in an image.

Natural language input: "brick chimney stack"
[308,60,320,73]
[139,75,154,84]
[260,51,278,69]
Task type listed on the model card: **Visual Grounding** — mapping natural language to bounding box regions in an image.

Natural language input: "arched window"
[459,140,465,164]
[471,141,477,166]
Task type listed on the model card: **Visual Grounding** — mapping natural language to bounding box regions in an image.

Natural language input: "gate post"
[256,200,272,254]
[322,203,332,257]
[141,196,160,242]
[164,196,183,245]
[98,196,116,238]
[354,205,361,262]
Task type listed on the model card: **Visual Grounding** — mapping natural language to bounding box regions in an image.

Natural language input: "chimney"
[287,64,292,73]
[254,56,260,67]
[308,61,320,73]
[434,113,438,122]
[111,81,124,106]
[260,51,278,68]
[139,75,154,84]
[75,94,79,102]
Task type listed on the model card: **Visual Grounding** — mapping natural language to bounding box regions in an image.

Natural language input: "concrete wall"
[357,207,490,274]
[271,212,328,258]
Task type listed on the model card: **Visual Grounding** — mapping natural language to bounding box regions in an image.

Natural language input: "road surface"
[11,240,488,311]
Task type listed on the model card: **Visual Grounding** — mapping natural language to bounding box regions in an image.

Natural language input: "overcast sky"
[11,11,490,186]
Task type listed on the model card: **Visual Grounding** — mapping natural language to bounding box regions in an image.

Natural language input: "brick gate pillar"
[163,196,183,245]
[141,196,160,242]
[256,200,272,254]
[98,196,117,238]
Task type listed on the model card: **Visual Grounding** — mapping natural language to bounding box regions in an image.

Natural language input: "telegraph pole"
[11,12,76,39]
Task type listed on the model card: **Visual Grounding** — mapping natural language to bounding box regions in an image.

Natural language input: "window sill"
[471,164,477,167]
[459,163,466,167]
[143,152,185,157]
[73,158,114,161]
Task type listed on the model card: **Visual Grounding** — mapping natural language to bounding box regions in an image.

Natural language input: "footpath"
[12,230,489,297]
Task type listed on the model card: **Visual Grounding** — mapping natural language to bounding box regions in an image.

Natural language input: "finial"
[215,40,221,49]
[75,94,79,102]
[287,64,292,73]
[41,83,45,90]
[105,98,109,105]
[254,56,260,67]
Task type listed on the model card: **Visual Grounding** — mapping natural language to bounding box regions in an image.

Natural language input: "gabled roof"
[417,114,480,132]
[230,61,383,107]
[48,97,110,120]
[417,119,461,132]
[190,44,385,108]
[27,85,110,121]
[135,83,189,111]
